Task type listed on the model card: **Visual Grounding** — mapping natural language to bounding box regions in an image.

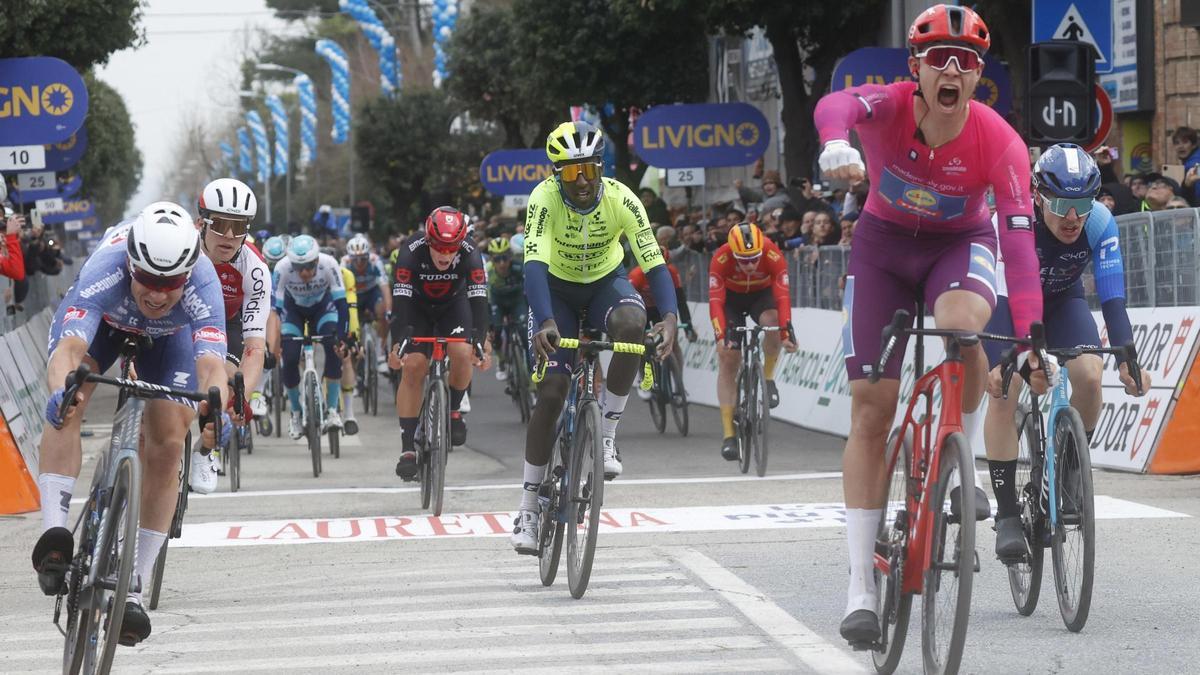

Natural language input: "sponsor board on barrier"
[174,497,1187,549]
[680,303,1200,473]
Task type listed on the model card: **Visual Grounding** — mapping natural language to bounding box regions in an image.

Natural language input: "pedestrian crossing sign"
[1033,0,1113,73]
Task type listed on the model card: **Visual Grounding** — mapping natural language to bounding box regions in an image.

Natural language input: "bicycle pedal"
[847,639,882,653]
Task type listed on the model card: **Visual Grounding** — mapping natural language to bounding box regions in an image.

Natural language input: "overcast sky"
[96,0,304,218]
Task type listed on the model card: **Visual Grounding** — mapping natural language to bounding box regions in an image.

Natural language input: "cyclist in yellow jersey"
[510,121,680,554]
[338,266,361,434]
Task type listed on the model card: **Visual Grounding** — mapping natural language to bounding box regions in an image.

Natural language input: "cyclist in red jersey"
[814,4,1050,644]
[628,245,698,368]
[708,223,796,460]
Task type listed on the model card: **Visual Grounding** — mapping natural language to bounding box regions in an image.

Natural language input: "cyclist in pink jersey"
[814,4,1049,646]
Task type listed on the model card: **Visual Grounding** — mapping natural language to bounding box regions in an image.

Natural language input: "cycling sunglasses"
[202,214,251,238]
[915,45,983,72]
[429,242,461,255]
[293,260,318,272]
[1040,193,1093,218]
[733,253,762,265]
[491,253,512,263]
[556,161,602,183]
[130,266,189,292]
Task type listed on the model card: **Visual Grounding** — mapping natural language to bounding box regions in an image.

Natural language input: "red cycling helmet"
[908,4,990,54]
[424,206,468,252]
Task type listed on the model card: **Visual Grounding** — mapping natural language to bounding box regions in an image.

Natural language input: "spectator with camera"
[1,179,25,283]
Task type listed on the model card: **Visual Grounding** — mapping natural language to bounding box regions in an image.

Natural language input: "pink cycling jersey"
[815,80,1041,340]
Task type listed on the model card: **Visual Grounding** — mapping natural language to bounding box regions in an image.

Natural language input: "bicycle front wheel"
[921,432,976,675]
[427,380,449,517]
[1051,406,1094,632]
[872,426,914,675]
[513,340,534,423]
[735,368,751,474]
[229,426,241,493]
[538,463,565,587]
[1007,403,1044,617]
[272,369,283,438]
[668,355,689,436]
[566,399,605,599]
[305,376,322,477]
[753,361,770,477]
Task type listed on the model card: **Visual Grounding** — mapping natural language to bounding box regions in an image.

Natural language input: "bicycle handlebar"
[61,363,223,436]
[999,325,1143,397]
[530,337,653,384]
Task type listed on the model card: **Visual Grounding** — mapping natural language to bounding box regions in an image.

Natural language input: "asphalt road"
[1,372,1198,674]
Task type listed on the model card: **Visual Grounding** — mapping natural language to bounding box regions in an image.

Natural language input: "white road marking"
[453,658,796,674]
[671,548,868,675]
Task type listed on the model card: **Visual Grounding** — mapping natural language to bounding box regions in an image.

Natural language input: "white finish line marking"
[171,496,1187,548]
[671,548,868,674]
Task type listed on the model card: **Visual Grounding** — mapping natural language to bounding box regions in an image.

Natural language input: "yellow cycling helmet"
[546,121,605,164]
[728,221,764,259]
[487,237,511,256]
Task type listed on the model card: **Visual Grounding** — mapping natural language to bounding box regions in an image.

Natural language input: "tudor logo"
[395,268,411,284]
[1131,396,1161,460]
[423,281,452,298]
[471,268,486,284]
[1163,317,1194,375]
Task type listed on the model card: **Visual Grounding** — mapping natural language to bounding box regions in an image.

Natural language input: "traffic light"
[1025,41,1095,145]
[350,205,371,233]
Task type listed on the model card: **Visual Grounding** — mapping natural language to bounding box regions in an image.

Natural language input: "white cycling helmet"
[127,201,203,278]
[198,178,257,220]
[346,234,371,256]
[287,234,320,266]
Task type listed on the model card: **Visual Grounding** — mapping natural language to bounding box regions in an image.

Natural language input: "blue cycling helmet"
[1033,143,1101,198]
[262,235,287,264]
[254,228,272,242]
[287,234,320,265]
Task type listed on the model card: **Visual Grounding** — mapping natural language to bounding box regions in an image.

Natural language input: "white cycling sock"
[342,391,356,420]
[600,391,628,439]
[960,408,986,491]
[520,462,546,511]
[130,528,167,604]
[845,508,883,616]
[38,473,75,531]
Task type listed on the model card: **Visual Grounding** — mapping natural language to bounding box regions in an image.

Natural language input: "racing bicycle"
[645,324,689,436]
[283,334,341,476]
[533,333,652,599]
[729,324,780,477]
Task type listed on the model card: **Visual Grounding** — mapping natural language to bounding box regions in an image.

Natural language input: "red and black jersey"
[389,232,490,343]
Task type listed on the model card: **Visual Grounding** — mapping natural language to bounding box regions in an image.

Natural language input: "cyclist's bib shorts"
[529,267,645,377]
[983,282,1099,368]
[843,211,998,380]
[357,286,383,317]
[406,294,475,358]
[723,287,777,346]
[280,295,342,386]
[49,318,199,408]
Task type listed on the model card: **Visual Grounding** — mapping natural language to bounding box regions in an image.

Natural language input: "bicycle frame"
[1026,365,1071,530]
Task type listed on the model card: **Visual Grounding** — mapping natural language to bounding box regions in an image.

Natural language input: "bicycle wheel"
[668,355,689,436]
[72,455,140,674]
[329,424,340,459]
[735,368,752,474]
[427,379,450,517]
[245,415,254,455]
[229,425,241,493]
[305,376,322,477]
[150,433,190,610]
[872,427,914,675]
[647,362,667,433]
[273,369,283,438]
[367,345,379,417]
[753,361,770,477]
[1007,403,1044,617]
[1051,406,1094,632]
[538,463,565,587]
[566,399,605,599]
[921,432,976,675]
[513,341,534,423]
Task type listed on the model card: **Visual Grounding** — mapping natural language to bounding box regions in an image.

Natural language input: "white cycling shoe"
[249,393,268,417]
[602,437,622,479]
[288,411,304,440]
[375,358,389,374]
[188,450,220,494]
[324,410,343,432]
[510,509,539,555]
[495,369,508,381]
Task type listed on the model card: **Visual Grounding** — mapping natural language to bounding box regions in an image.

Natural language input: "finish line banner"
[679,303,1200,473]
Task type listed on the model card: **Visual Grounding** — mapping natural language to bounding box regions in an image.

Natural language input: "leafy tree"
[694,0,888,182]
[444,5,561,148]
[78,75,143,227]
[0,0,143,70]
[356,88,501,231]
[507,0,711,186]
[974,0,1032,124]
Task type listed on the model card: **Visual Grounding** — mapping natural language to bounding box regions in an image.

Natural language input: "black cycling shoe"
[395,450,418,481]
[720,436,739,461]
[118,600,151,647]
[766,380,780,409]
[32,527,74,596]
[839,609,881,645]
[994,516,1028,563]
[343,419,359,436]
[949,485,991,522]
[451,415,467,447]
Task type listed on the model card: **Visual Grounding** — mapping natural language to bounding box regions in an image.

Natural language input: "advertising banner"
[479,149,553,196]
[831,47,1013,115]
[41,128,86,172]
[39,198,93,225]
[0,57,89,145]
[633,102,770,169]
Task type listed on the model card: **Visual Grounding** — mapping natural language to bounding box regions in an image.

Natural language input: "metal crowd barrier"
[1,262,78,335]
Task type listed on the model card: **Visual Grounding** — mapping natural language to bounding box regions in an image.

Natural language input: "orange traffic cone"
[0,415,40,514]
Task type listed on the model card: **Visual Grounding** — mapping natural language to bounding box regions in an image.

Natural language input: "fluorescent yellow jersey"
[341,267,360,338]
[524,176,664,283]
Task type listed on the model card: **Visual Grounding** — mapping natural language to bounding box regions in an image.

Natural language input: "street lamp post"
[238,92,271,225]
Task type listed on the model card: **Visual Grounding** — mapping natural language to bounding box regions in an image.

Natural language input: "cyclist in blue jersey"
[342,234,391,373]
[983,144,1152,559]
[32,202,230,646]
[274,234,351,439]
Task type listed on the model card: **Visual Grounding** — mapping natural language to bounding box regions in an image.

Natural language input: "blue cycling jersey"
[52,223,227,361]
[341,253,388,294]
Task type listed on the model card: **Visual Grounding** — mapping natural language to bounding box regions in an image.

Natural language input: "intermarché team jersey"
[523,176,665,283]
[814,80,1041,341]
[56,223,227,361]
